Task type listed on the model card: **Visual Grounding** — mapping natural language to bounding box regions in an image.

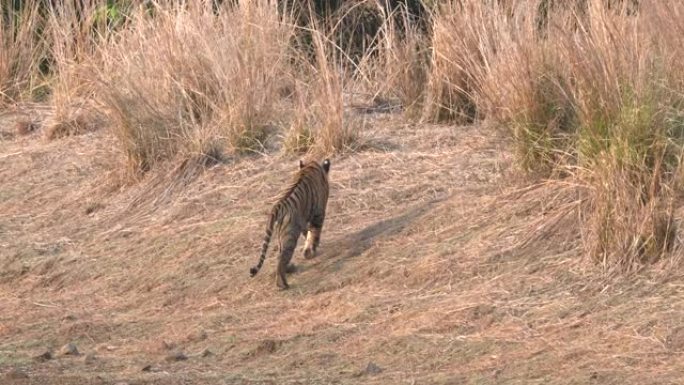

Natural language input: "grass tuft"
[92,1,294,177]
[422,0,684,268]
[0,0,46,107]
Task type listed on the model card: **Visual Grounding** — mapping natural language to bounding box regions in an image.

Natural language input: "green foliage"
[93,1,130,31]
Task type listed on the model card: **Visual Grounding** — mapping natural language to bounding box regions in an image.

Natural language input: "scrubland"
[3,1,684,384]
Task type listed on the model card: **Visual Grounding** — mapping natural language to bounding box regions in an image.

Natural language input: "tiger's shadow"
[298,198,444,273]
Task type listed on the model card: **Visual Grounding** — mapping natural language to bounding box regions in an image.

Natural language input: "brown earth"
[2,110,684,384]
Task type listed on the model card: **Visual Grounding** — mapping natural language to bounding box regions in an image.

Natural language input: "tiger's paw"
[304,248,316,259]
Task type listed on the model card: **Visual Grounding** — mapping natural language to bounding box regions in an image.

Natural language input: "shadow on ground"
[316,198,444,273]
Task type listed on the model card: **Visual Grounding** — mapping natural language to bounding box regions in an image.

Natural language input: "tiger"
[249,158,331,289]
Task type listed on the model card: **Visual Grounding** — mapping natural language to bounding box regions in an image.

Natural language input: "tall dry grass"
[378,4,428,120]
[285,5,366,156]
[343,2,429,121]
[567,0,684,270]
[477,1,576,173]
[0,0,46,106]
[422,0,509,124]
[44,0,108,139]
[305,20,358,155]
[425,0,684,269]
[91,0,295,176]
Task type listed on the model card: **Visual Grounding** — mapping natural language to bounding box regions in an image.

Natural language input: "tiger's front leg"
[304,214,325,259]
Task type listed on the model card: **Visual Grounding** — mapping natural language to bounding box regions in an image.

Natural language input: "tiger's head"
[299,159,331,174]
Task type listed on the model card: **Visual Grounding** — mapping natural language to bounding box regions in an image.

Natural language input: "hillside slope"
[2,113,684,384]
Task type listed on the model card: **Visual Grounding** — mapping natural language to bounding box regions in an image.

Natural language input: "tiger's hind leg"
[278,238,297,274]
[304,213,325,259]
[285,263,298,274]
[276,232,299,290]
[291,229,307,268]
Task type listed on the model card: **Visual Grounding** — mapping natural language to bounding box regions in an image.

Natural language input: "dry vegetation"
[422,0,684,270]
[3,0,684,383]
[0,0,45,106]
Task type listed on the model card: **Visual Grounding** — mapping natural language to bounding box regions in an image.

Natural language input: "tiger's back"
[249,159,331,289]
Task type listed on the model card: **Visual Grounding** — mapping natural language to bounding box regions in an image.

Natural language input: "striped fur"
[250,159,331,289]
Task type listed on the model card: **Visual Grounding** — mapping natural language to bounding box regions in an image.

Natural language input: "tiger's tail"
[250,206,279,277]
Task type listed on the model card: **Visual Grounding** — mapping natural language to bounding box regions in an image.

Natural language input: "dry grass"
[475,1,575,173]
[0,0,682,261]
[5,1,684,382]
[305,23,358,155]
[43,106,100,140]
[14,117,37,136]
[0,0,46,107]
[90,1,294,176]
[421,1,494,123]
[564,0,684,270]
[285,7,364,156]
[376,5,429,120]
[2,0,683,271]
[284,79,316,154]
[85,0,369,176]
[422,0,684,269]
[4,115,684,383]
[346,2,430,121]
[43,0,108,141]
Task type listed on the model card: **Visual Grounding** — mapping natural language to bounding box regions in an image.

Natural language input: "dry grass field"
[3,1,684,384]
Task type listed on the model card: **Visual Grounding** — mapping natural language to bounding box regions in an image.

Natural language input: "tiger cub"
[249,159,331,289]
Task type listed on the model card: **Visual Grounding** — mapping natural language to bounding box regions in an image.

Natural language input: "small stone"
[5,367,29,379]
[165,352,188,362]
[364,362,383,375]
[33,349,52,362]
[60,342,80,356]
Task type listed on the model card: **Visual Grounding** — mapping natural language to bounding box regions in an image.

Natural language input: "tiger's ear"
[299,159,305,169]
[322,159,331,173]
